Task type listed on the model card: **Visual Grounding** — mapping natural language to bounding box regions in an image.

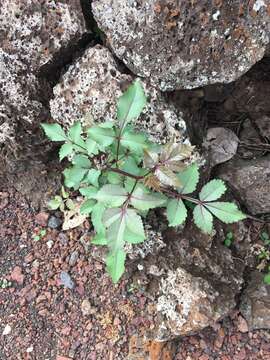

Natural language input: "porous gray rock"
[0,0,87,149]
[240,271,270,330]
[50,45,189,144]
[0,0,86,71]
[217,156,270,215]
[135,223,244,340]
[92,0,270,90]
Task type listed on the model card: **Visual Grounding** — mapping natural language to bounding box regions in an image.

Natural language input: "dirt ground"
[0,188,269,360]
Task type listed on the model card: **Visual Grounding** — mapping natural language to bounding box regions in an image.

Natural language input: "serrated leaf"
[143,174,162,192]
[204,202,246,223]
[68,121,82,143]
[125,209,145,244]
[103,208,126,252]
[177,164,199,194]
[79,186,98,199]
[106,249,126,283]
[199,179,227,202]
[85,137,99,156]
[80,199,96,214]
[41,123,67,142]
[155,166,181,188]
[72,154,91,168]
[121,131,148,154]
[121,156,141,176]
[131,187,167,210]
[88,125,115,147]
[85,169,101,187]
[160,143,193,172]
[143,149,159,169]
[59,143,73,161]
[91,233,107,245]
[66,198,75,210]
[48,196,62,210]
[96,185,128,207]
[91,203,106,234]
[63,166,88,189]
[107,171,123,185]
[117,80,147,128]
[193,205,213,234]
[166,199,187,227]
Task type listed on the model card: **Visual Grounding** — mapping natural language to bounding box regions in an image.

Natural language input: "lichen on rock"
[92,0,270,90]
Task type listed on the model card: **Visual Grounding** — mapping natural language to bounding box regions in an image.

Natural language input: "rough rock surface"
[0,0,86,72]
[240,271,270,330]
[92,0,270,90]
[0,0,87,150]
[50,45,189,144]
[217,156,270,215]
[134,223,244,340]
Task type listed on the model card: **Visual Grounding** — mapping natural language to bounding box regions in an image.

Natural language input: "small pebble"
[48,216,62,229]
[69,250,79,266]
[47,240,54,249]
[60,271,74,289]
[3,324,11,335]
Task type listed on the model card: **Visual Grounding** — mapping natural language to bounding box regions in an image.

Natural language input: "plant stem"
[107,167,144,180]
[160,186,201,205]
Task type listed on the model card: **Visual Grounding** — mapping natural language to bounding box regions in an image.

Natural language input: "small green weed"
[33,228,47,241]
[42,80,246,283]
[224,231,234,247]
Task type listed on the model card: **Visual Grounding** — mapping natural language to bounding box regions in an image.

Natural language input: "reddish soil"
[0,188,269,360]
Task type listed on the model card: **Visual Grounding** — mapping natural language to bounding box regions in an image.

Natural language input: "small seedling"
[261,231,270,246]
[48,187,75,212]
[42,80,246,283]
[224,231,234,247]
[0,278,12,289]
[33,229,47,241]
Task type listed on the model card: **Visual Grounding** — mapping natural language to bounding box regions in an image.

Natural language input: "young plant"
[41,80,246,283]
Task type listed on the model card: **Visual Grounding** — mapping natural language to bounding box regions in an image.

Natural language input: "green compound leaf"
[63,166,88,189]
[193,205,213,234]
[106,249,126,284]
[85,137,99,156]
[68,121,82,143]
[117,80,147,128]
[121,131,148,155]
[166,198,187,227]
[41,123,67,142]
[125,209,145,244]
[72,154,91,168]
[80,199,96,214]
[177,164,199,194]
[121,156,141,176]
[199,179,227,202]
[91,233,108,246]
[155,166,182,188]
[79,186,98,199]
[103,208,126,252]
[88,125,115,147]
[96,185,128,207]
[107,171,124,185]
[91,203,106,234]
[131,187,167,211]
[59,143,73,161]
[85,169,101,187]
[204,202,246,223]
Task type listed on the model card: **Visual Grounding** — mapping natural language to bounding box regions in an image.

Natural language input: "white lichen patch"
[157,268,218,330]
